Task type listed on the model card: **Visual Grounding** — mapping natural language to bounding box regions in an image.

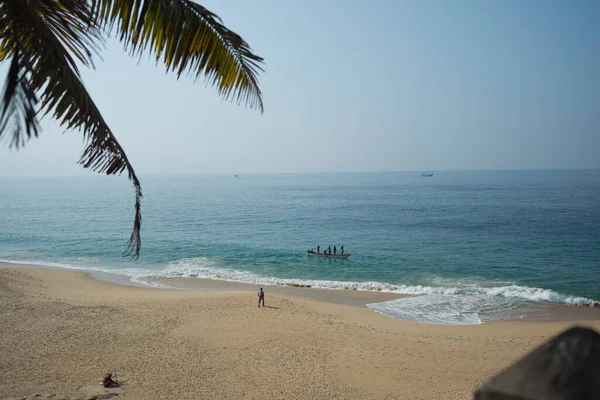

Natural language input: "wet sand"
[152,276,600,321]
[152,276,406,306]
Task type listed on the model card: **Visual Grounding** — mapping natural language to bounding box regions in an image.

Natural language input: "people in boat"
[308,246,348,256]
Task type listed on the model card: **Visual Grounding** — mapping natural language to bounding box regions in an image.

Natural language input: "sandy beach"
[1,266,599,399]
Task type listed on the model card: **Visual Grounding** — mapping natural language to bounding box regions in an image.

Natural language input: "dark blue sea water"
[1,171,599,324]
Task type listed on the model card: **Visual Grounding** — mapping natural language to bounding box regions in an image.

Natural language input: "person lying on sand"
[102,373,119,388]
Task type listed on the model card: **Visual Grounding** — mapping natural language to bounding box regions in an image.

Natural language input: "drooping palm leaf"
[0,52,40,147]
[0,0,142,257]
[0,0,264,259]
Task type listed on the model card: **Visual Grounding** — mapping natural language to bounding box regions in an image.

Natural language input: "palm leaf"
[0,0,141,257]
[0,53,40,148]
[0,0,264,259]
[93,0,264,111]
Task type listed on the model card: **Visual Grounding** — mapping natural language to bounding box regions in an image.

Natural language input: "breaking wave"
[154,258,599,309]
[2,256,598,325]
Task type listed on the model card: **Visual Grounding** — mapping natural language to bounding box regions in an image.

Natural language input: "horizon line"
[0,167,599,179]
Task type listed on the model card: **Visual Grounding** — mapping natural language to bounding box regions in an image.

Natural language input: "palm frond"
[0,0,142,258]
[0,52,40,148]
[93,0,264,111]
[1,0,264,259]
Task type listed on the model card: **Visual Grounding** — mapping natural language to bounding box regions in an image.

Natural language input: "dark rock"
[474,326,600,400]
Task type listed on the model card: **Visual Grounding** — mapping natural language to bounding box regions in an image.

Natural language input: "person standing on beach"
[257,288,265,307]
[341,245,344,255]
[317,245,320,254]
[334,246,337,255]
[328,246,331,255]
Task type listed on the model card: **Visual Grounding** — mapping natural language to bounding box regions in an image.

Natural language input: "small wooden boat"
[307,250,351,258]
[421,173,433,177]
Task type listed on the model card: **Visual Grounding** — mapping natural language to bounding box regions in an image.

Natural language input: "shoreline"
[0,261,405,307]
[152,276,406,307]
[1,266,600,399]
[2,261,600,323]
[152,276,600,322]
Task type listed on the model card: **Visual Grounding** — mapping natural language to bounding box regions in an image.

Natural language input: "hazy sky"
[1,0,599,176]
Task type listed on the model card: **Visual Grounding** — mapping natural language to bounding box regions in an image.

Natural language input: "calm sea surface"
[1,171,599,324]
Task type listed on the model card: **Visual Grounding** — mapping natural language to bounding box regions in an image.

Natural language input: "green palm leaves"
[0,0,264,259]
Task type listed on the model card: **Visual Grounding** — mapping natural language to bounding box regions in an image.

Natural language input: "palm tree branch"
[0,51,40,147]
[0,0,142,258]
[94,0,264,111]
[1,0,265,259]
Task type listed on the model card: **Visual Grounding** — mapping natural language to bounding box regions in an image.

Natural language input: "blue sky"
[1,0,599,176]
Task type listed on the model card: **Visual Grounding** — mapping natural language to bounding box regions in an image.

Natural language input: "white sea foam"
[152,258,410,291]
[0,258,101,271]
[0,258,157,287]
[153,258,600,308]
[2,256,598,325]
[366,294,524,325]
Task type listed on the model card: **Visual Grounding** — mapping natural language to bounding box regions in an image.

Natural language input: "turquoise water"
[1,171,599,324]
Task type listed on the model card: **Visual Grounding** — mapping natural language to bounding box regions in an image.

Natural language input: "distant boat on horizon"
[421,173,434,177]
[234,174,239,177]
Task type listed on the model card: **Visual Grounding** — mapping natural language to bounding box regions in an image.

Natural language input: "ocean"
[1,170,599,324]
